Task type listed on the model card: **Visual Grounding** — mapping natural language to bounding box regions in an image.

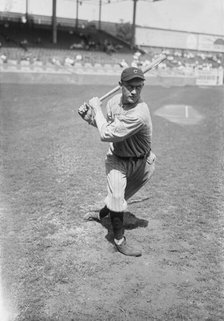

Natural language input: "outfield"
[0,81,224,321]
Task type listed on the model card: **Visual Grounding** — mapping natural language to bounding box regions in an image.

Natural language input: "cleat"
[115,237,142,257]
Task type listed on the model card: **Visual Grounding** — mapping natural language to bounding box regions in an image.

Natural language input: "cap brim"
[123,75,145,81]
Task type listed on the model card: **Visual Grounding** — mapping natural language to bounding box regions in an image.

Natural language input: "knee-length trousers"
[104,153,156,212]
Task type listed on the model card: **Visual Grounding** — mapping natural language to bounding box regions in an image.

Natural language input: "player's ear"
[119,81,122,86]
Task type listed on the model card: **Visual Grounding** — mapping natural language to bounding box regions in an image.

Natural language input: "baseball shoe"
[114,237,142,257]
[83,206,110,221]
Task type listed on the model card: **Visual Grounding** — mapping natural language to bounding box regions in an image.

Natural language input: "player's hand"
[78,102,95,125]
[88,97,102,114]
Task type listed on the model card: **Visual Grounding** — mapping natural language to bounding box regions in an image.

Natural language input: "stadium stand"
[0,16,223,85]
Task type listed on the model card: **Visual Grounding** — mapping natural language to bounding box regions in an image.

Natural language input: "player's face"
[122,79,144,105]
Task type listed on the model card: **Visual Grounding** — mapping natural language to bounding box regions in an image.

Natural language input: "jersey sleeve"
[96,113,144,142]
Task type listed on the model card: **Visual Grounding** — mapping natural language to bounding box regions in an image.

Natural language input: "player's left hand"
[78,102,95,125]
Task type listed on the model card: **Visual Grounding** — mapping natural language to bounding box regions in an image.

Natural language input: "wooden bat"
[99,53,167,102]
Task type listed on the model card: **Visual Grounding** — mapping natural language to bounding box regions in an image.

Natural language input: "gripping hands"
[78,102,95,125]
[78,97,101,126]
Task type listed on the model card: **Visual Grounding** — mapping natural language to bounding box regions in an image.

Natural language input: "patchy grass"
[0,83,224,321]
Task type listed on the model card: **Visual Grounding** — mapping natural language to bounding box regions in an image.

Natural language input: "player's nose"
[131,88,137,94]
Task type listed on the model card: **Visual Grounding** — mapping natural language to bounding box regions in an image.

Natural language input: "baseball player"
[79,66,156,257]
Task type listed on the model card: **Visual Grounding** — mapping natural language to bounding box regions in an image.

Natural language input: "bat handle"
[99,85,121,102]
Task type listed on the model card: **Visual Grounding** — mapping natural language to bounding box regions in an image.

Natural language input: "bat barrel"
[98,53,167,102]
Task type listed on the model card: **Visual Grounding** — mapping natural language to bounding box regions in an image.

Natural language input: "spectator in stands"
[0,53,7,63]
[75,54,83,62]
[103,39,109,52]
[65,57,75,66]
[70,40,86,50]
[88,39,96,50]
[79,32,89,46]
[119,59,129,68]
[103,39,116,55]
[115,44,124,51]
[131,51,142,68]
[142,59,150,68]
[51,57,61,66]
[20,39,28,51]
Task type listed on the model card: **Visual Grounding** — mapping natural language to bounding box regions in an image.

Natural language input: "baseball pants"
[104,153,155,212]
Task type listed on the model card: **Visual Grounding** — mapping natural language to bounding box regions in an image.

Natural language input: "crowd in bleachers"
[1,45,223,73]
[160,49,223,71]
[0,20,223,75]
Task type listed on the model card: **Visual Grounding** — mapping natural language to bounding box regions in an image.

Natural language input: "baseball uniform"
[95,93,155,212]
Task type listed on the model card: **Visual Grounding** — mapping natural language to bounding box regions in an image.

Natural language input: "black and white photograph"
[0,0,223,320]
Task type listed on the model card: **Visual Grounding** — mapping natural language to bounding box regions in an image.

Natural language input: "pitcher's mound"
[154,104,203,125]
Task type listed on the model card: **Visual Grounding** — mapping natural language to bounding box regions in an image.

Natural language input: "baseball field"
[0,80,224,321]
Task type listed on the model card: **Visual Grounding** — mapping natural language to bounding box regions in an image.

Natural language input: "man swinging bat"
[78,66,156,257]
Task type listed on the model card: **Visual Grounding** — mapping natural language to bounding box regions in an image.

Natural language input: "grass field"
[0,82,224,321]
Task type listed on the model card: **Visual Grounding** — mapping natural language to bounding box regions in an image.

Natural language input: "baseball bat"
[99,53,167,102]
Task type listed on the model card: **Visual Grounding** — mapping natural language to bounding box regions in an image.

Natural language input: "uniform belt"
[114,151,150,161]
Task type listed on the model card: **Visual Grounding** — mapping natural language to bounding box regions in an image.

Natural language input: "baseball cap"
[121,67,145,82]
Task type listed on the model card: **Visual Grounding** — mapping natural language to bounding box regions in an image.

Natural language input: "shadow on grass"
[90,210,148,244]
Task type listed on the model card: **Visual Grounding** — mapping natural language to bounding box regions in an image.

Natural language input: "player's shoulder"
[107,93,122,111]
[132,100,151,123]
[108,93,122,105]
[136,99,150,113]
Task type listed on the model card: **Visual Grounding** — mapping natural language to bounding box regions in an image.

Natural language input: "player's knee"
[106,195,127,212]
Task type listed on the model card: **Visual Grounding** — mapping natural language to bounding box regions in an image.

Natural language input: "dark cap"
[121,67,145,82]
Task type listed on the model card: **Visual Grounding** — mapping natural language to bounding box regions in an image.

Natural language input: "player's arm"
[88,97,143,142]
[97,115,143,142]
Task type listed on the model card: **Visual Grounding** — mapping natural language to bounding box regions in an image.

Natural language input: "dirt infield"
[0,83,224,321]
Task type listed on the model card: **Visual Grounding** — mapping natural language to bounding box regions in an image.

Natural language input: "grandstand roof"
[0,0,224,36]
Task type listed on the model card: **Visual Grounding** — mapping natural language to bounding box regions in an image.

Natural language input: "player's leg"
[84,155,126,221]
[105,155,142,257]
[125,156,155,201]
[104,164,127,213]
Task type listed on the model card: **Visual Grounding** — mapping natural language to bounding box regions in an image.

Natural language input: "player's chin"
[127,96,136,104]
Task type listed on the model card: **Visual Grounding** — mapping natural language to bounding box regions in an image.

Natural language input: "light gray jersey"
[104,94,152,157]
